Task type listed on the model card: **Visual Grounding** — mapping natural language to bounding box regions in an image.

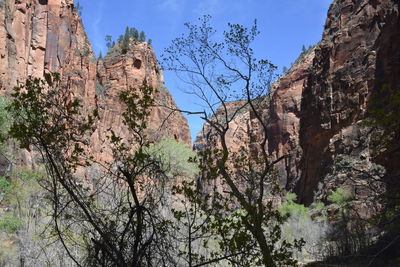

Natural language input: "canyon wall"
[0,0,191,165]
[298,0,399,204]
[195,0,400,205]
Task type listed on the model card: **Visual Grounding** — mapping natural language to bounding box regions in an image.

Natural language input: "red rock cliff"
[194,0,400,205]
[0,0,191,164]
[94,43,191,162]
[298,0,399,204]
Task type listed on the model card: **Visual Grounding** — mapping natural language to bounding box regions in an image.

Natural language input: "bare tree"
[162,15,303,267]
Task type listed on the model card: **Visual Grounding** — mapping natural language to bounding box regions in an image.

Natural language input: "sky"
[78,0,332,143]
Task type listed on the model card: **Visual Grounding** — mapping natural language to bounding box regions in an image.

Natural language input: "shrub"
[16,169,44,182]
[0,95,11,145]
[326,188,373,258]
[146,139,198,180]
[279,193,330,262]
[0,216,23,233]
[278,193,309,219]
[0,176,11,194]
[327,188,351,207]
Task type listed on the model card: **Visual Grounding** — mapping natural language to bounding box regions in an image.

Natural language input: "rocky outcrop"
[298,0,399,204]
[0,0,96,101]
[266,50,315,189]
[193,100,251,152]
[194,0,400,205]
[94,43,191,162]
[193,50,315,188]
[0,0,191,165]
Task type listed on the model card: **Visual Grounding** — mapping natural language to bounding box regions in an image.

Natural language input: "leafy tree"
[7,73,178,266]
[74,1,83,16]
[146,139,198,179]
[130,27,139,40]
[105,35,113,50]
[278,193,309,219]
[124,26,130,41]
[327,188,351,208]
[163,15,303,266]
[139,31,146,42]
[120,26,131,54]
[117,34,124,43]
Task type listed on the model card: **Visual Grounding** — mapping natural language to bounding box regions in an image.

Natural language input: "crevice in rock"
[133,59,142,69]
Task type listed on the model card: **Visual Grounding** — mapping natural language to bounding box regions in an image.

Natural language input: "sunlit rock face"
[0,0,95,100]
[195,0,400,205]
[0,0,191,166]
[95,42,191,164]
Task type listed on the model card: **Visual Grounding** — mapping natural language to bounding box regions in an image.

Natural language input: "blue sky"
[78,0,332,143]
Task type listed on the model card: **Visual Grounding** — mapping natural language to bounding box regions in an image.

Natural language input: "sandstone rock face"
[0,0,95,99]
[0,0,96,165]
[194,0,399,205]
[94,43,191,162]
[193,50,315,188]
[298,0,399,204]
[193,100,251,152]
[267,51,315,189]
[0,0,191,165]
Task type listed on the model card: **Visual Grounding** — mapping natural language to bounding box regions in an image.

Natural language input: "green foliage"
[0,216,23,233]
[327,188,352,206]
[105,27,150,56]
[146,139,198,179]
[74,1,83,16]
[0,176,12,194]
[15,168,44,182]
[129,27,139,40]
[7,73,180,265]
[163,15,302,266]
[278,193,309,219]
[278,193,329,262]
[7,72,97,153]
[139,31,146,42]
[0,95,11,145]
[0,166,75,265]
[105,35,113,50]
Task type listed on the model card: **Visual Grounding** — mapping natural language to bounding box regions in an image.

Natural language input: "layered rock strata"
[0,0,191,166]
[195,0,400,205]
[298,0,399,204]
